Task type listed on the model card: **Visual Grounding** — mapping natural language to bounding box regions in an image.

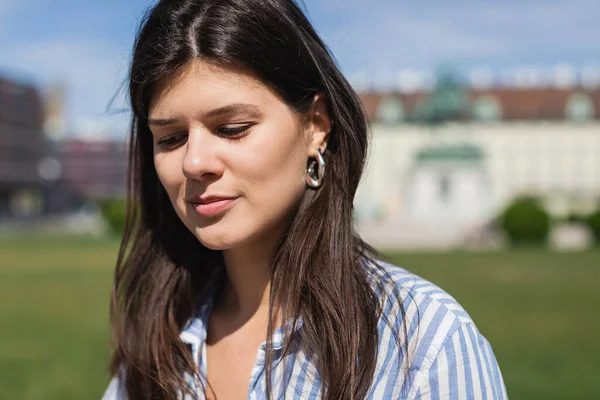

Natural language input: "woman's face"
[148,60,329,251]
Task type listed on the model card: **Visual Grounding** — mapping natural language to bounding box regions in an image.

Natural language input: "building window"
[439,173,451,203]
[565,92,595,122]
[376,97,405,126]
[471,95,502,123]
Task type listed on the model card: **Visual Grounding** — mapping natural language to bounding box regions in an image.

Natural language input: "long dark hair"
[110,0,410,398]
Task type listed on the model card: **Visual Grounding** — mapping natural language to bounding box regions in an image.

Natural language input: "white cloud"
[312,0,598,88]
[428,0,600,51]
[318,10,512,78]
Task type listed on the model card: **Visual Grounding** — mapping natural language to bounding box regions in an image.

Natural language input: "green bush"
[585,209,600,244]
[499,195,551,247]
[99,198,127,234]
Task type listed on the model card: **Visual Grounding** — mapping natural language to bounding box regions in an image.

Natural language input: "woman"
[103,0,508,399]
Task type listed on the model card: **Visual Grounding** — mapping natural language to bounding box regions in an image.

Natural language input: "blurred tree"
[584,209,600,245]
[99,198,127,234]
[499,195,551,247]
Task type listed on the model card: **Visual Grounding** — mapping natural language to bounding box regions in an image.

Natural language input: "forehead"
[148,60,278,117]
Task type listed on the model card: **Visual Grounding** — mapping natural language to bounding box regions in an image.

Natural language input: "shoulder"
[364,257,475,328]
[363,258,507,399]
[101,371,127,400]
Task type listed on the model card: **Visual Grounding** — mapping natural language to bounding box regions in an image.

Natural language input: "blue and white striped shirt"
[102,259,508,399]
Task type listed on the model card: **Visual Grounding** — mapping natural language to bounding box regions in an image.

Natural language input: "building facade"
[0,76,128,224]
[0,77,50,219]
[56,139,128,201]
[354,86,600,249]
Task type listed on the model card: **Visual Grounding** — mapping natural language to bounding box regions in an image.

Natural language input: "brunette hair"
[110,0,410,398]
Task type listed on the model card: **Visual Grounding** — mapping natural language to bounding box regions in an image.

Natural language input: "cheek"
[239,134,307,210]
[154,154,184,205]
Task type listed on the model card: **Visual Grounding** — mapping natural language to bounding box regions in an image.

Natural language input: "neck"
[217,213,294,323]
[219,245,272,318]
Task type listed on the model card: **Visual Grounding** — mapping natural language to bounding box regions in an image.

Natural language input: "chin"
[193,227,242,251]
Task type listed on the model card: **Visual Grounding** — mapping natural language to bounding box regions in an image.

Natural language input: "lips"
[186,194,237,203]
[187,195,239,217]
[198,197,236,204]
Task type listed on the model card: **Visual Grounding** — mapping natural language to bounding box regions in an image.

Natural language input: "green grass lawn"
[0,236,598,399]
[386,250,600,400]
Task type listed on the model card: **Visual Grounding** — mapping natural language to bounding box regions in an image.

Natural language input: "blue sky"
[0,0,598,138]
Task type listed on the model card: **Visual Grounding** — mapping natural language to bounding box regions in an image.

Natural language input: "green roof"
[415,143,484,163]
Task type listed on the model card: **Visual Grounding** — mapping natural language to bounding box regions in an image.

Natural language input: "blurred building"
[0,75,128,228]
[0,76,53,220]
[56,139,128,200]
[354,68,600,248]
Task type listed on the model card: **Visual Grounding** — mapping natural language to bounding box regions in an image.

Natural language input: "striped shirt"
[102,259,508,399]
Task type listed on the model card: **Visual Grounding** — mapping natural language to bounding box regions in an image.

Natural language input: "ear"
[305,93,332,157]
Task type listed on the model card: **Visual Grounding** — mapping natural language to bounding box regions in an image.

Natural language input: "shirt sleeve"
[101,374,127,400]
[415,323,508,399]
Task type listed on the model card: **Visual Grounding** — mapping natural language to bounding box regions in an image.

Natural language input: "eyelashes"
[157,133,187,148]
[219,125,252,137]
[156,124,253,149]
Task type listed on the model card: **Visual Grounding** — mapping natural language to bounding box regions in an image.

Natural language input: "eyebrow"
[148,103,263,127]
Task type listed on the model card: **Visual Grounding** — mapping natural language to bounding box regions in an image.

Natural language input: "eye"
[218,124,253,139]
[157,133,188,149]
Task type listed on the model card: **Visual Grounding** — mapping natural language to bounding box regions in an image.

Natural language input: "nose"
[181,128,224,181]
